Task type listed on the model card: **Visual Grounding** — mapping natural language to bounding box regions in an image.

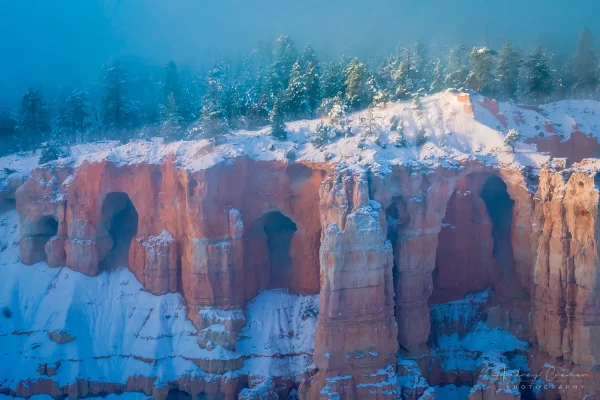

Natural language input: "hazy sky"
[1,0,598,104]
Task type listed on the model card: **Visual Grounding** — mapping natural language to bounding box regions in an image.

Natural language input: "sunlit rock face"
[7,153,600,399]
[6,92,600,399]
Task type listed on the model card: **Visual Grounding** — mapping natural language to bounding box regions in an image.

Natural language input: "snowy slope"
[0,209,318,391]
[4,90,600,183]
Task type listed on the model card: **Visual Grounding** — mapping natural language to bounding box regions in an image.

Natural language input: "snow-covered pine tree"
[407,41,428,93]
[361,105,376,136]
[429,58,446,94]
[38,139,70,165]
[445,45,469,89]
[504,128,521,150]
[521,48,554,104]
[393,60,413,100]
[573,27,598,99]
[101,60,131,133]
[199,66,230,143]
[268,35,299,105]
[344,58,372,110]
[321,61,346,100]
[496,41,520,101]
[304,61,321,117]
[270,95,287,140]
[301,45,319,72]
[375,55,397,97]
[63,89,95,143]
[17,88,50,149]
[285,60,310,119]
[160,61,185,130]
[466,47,496,95]
[160,93,185,142]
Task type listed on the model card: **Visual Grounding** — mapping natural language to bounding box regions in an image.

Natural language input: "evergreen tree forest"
[2,29,600,157]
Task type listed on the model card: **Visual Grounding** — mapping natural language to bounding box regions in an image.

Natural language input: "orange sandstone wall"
[13,156,600,399]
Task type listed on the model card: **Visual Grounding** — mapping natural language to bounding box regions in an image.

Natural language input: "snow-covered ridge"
[2,90,600,180]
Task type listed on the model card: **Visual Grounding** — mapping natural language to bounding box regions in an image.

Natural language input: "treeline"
[1,28,599,157]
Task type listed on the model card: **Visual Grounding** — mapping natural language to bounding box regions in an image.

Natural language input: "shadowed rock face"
[100,191,139,270]
[10,156,600,399]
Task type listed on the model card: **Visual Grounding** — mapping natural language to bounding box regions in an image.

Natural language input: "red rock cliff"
[10,153,600,399]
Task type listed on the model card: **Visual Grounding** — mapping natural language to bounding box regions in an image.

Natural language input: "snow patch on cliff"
[429,289,528,372]
[237,289,319,378]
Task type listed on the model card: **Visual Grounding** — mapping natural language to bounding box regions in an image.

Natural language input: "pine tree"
[268,35,298,104]
[466,47,496,95]
[521,48,554,103]
[160,61,186,129]
[101,60,131,132]
[164,61,181,101]
[18,88,50,149]
[445,45,469,89]
[344,58,372,110]
[573,27,598,98]
[361,105,376,136]
[429,58,446,93]
[270,95,287,140]
[285,60,310,118]
[406,41,428,92]
[304,61,321,117]
[321,61,345,100]
[301,45,319,72]
[199,66,229,142]
[496,41,520,101]
[376,55,397,96]
[504,128,521,150]
[161,93,185,141]
[393,60,413,99]
[63,89,95,142]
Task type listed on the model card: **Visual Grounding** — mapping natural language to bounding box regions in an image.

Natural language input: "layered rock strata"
[6,152,600,398]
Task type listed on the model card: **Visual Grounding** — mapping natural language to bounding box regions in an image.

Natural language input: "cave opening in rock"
[479,175,515,275]
[263,211,297,289]
[100,192,138,270]
[31,216,58,263]
[427,173,528,387]
[431,173,516,304]
[244,211,298,293]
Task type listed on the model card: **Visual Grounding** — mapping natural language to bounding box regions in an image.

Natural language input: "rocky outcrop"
[8,150,600,399]
[532,159,600,367]
[308,169,398,399]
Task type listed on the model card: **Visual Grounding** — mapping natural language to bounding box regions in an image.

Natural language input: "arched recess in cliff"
[99,192,138,270]
[30,216,59,263]
[431,173,517,304]
[243,211,298,295]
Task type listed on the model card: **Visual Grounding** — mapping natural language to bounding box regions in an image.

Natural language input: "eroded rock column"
[532,160,600,367]
[309,169,398,399]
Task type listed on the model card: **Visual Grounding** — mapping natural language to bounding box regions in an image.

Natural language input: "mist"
[1,0,598,105]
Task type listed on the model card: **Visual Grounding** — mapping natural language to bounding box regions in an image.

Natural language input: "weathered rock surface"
[6,109,600,398]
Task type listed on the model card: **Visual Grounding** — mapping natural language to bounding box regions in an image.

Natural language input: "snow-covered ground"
[3,90,600,184]
[429,289,528,372]
[0,208,319,391]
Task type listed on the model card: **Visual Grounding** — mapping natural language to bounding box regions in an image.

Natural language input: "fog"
[1,0,598,104]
